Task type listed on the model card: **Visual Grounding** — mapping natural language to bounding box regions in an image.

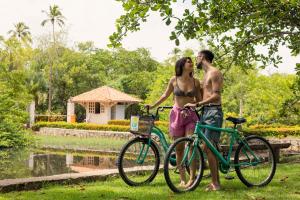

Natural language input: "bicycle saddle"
[226,117,246,124]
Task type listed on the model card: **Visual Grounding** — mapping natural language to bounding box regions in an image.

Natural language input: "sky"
[0,0,299,75]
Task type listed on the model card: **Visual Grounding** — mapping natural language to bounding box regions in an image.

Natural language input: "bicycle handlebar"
[143,105,202,120]
[143,105,173,119]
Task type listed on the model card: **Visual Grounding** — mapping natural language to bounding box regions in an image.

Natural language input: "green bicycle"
[117,106,179,186]
[164,107,276,193]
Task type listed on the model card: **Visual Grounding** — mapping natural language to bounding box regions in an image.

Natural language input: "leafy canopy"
[110,0,300,70]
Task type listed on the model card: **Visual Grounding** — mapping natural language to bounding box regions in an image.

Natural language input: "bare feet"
[205,183,221,191]
[178,181,186,188]
[184,179,195,188]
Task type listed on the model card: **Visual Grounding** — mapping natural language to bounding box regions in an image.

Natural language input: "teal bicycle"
[164,107,276,193]
[117,106,179,186]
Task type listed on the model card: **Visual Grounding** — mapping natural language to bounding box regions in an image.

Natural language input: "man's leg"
[204,144,220,190]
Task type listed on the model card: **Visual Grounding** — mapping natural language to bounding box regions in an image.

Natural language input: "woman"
[147,57,202,187]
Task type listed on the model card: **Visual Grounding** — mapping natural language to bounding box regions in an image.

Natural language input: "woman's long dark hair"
[175,57,193,77]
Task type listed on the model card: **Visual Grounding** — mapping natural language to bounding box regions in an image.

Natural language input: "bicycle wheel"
[234,135,276,187]
[117,137,160,186]
[164,137,205,193]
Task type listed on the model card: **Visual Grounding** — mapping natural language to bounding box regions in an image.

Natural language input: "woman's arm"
[149,77,175,109]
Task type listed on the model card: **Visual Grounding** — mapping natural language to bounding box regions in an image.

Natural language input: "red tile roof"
[71,86,141,103]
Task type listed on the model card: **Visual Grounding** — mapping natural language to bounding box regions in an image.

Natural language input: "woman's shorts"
[169,105,198,137]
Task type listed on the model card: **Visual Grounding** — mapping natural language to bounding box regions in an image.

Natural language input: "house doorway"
[111,105,116,120]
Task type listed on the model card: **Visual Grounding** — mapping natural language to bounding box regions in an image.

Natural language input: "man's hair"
[200,50,214,63]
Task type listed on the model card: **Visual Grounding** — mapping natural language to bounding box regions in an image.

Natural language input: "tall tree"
[7,22,32,45]
[110,1,300,70]
[41,4,65,113]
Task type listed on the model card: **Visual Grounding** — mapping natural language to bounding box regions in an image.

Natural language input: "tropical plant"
[7,22,32,45]
[41,4,65,113]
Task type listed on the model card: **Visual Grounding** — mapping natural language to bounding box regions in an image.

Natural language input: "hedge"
[32,121,129,132]
[108,119,169,126]
[32,121,300,138]
[243,127,300,137]
[35,115,66,122]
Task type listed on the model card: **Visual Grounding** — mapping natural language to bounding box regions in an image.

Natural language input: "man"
[185,50,223,191]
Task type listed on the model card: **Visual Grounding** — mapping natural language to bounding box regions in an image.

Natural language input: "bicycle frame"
[183,121,261,173]
[135,126,171,164]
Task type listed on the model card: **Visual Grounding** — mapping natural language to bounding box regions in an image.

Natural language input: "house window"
[95,102,105,114]
[100,104,105,113]
[89,102,104,114]
[89,102,95,113]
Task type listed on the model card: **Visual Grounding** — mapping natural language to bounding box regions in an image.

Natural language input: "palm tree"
[41,4,65,113]
[8,22,32,44]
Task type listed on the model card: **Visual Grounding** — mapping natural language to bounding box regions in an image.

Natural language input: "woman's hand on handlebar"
[184,103,197,108]
[144,104,154,110]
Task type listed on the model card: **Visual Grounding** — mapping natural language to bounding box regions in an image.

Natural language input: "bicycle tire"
[234,135,276,187]
[117,137,160,186]
[164,137,204,193]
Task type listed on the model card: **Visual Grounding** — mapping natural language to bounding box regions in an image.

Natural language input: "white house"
[67,86,141,124]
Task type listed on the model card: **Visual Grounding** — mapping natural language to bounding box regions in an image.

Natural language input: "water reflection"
[0,149,118,180]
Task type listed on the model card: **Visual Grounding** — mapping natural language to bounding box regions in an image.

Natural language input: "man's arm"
[195,79,203,102]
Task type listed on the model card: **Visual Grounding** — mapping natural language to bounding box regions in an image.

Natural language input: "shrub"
[108,120,130,126]
[32,121,300,138]
[243,126,300,137]
[32,121,130,132]
[35,115,67,122]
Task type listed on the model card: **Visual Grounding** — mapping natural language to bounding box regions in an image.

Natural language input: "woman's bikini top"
[173,77,197,97]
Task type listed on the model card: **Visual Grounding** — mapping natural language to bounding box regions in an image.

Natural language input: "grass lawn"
[35,135,128,151]
[0,163,299,200]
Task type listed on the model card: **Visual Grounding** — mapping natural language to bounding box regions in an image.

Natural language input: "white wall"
[86,104,111,124]
[84,103,126,124]
[116,105,125,120]
[67,101,75,123]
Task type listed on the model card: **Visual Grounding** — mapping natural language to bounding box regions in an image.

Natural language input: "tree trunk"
[239,99,243,117]
[48,23,55,113]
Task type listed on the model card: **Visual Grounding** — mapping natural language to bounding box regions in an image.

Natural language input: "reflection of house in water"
[27,152,118,176]
[69,155,116,173]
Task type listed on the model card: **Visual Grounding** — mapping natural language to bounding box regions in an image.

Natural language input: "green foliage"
[222,66,295,125]
[110,0,300,70]
[0,64,32,147]
[0,149,32,179]
[2,163,300,199]
[32,47,158,115]
[35,115,66,122]
[32,121,130,132]
[280,64,300,124]
[243,126,300,138]
[108,120,130,126]
[35,135,127,151]
[8,22,32,45]
[107,119,300,138]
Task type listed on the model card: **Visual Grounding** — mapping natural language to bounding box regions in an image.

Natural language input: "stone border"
[37,127,134,140]
[0,166,158,193]
[0,169,119,193]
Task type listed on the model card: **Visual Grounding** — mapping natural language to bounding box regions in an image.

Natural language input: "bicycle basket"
[130,115,154,135]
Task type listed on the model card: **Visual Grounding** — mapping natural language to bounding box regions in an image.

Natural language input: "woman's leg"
[173,135,186,185]
[184,128,196,187]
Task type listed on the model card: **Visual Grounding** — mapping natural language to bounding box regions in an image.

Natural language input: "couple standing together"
[147,50,223,191]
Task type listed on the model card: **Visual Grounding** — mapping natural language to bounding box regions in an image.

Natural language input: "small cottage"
[67,86,141,124]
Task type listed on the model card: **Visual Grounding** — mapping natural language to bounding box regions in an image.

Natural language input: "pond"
[0,148,119,180]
